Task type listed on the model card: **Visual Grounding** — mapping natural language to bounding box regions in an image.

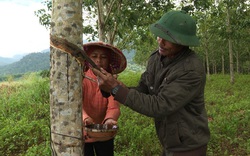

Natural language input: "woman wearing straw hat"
[93,10,210,156]
[82,42,126,156]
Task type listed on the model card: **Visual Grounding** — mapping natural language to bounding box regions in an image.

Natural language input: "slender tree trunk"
[205,47,210,78]
[214,62,217,74]
[227,7,234,84]
[203,23,211,78]
[96,0,120,44]
[97,0,105,41]
[236,49,239,73]
[221,54,225,75]
[50,0,84,155]
[212,61,216,74]
[107,1,121,45]
[228,39,234,83]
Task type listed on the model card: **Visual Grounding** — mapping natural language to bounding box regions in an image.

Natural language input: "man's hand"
[92,68,120,92]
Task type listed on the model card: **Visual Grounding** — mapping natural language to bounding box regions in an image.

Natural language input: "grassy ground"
[205,74,250,156]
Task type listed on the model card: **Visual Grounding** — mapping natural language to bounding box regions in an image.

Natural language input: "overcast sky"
[0,0,49,58]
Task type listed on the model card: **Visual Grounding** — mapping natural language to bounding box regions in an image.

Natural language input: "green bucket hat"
[149,10,200,46]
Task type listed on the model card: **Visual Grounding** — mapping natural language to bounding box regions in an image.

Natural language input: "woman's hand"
[83,117,94,140]
[104,118,117,125]
[84,117,94,125]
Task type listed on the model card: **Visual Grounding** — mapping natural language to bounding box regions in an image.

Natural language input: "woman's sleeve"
[82,79,90,122]
[104,96,121,122]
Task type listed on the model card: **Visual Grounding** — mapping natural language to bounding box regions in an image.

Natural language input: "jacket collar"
[159,48,191,67]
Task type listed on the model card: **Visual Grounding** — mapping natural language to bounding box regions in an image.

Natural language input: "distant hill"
[0,56,21,66]
[0,54,25,66]
[0,57,16,66]
[0,49,138,78]
[0,52,50,76]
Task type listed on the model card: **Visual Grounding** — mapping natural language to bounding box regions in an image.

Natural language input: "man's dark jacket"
[115,48,210,152]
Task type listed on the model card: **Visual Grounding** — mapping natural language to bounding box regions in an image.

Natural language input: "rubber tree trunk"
[50,0,84,155]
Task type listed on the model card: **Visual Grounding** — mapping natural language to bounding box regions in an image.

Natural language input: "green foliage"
[35,0,250,73]
[0,72,249,155]
[34,0,250,73]
[118,70,142,87]
[0,73,50,156]
[0,74,24,82]
[116,70,161,155]
[35,0,174,63]
[34,0,51,30]
[39,70,50,78]
[115,106,161,156]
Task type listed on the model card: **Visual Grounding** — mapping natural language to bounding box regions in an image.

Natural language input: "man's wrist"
[111,85,121,96]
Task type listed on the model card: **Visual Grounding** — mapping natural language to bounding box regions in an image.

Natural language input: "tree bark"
[236,49,239,73]
[221,54,225,75]
[50,0,84,155]
[97,0,105,41]
[205,46,210,78]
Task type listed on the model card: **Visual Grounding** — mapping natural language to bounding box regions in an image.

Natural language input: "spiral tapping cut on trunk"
[50,35,101,71]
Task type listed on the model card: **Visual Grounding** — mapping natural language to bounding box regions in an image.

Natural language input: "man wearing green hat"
[93,10,210,156]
